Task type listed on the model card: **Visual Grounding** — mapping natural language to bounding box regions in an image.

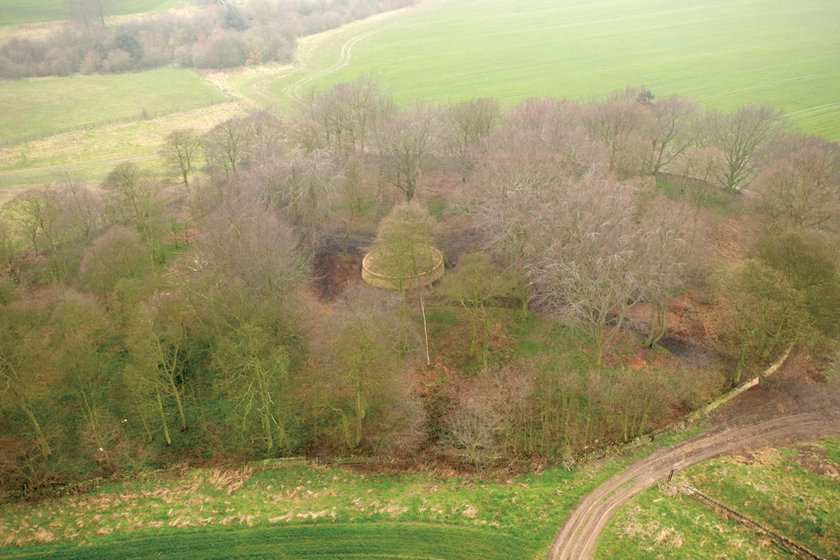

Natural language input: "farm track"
[548,409,840,560]
[284,26,391,106]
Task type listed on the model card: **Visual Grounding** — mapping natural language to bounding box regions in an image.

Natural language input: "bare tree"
[249,147,339,248]
[196,188,306,299]
[529,174,643,367]
[583,90,656,178]
[161,129,202,191]
[377,106,437,202]
[650,96,698,175]
[102,162,167,267]
[752,136,840,232]
[204,117,253,181]
[312,77,394,157]
[441,97,500,180]
[634,198,702,346]
[700,105,782,192]
[462,115,602,317]
[64,0,107,30]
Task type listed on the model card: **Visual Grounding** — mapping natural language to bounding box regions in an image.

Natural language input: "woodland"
[1,79,840,499]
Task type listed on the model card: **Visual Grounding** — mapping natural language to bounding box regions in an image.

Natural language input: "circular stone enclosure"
[362,244,444,290]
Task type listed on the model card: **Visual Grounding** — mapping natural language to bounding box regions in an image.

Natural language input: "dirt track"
[548,375,840,560]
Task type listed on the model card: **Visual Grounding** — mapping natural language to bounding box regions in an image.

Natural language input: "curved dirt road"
[548,409,840,560]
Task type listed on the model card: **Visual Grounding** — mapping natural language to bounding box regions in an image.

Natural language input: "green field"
[0,102,244,189]
[0,0,185,26]
[0,524,533,559]
[274,0,840,140]
[0,68,229,147]
[596,438,840,559]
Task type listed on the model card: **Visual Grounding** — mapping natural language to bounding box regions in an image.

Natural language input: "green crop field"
[273,0,840,140]
[0,0,184,26]
[596,437,840,559]
[0,68,229,147]
[0,524,533,559]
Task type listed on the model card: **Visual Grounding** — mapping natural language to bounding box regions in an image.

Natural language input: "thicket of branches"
[0,0,412,78]
[2,81,839,497]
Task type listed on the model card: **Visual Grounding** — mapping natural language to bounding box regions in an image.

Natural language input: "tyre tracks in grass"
[283,26,391,107]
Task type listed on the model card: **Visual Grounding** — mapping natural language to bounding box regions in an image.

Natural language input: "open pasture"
[0,0,184,26]
[292,0,840,140]
[0,67,229,147]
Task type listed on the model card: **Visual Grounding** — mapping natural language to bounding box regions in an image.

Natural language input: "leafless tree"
[634,197,703,346]
[377,106,437,202]
[650,96,698,175]
[700,105,782,191]
[161,129,203,191]
[583,90,656,178]
[204,116,253,182]
[440,97,500,179]
[752,136,840,232]
[196,188,307,300]
[247,147,340,248]
[101,162,167,265]
[528,174,643,367]
[312,77,394,157]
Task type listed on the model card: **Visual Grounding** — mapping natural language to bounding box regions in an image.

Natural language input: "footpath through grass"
[286,0,840,140]
[0,428,702,559]
[596,437,840,559]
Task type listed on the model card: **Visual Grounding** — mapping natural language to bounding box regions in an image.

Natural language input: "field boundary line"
[677,484,826,560]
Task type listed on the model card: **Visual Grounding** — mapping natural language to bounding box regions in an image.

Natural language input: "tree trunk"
[156,388,172,446]
[21,402,50,457]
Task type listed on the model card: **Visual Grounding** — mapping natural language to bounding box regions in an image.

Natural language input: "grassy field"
[0,68,229,147]
[272,0,840,140]
[0,427,705,559]
[595,437,840,559]
[0,524,533,559]
[0,0,185,26]
[0,102,244,189]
